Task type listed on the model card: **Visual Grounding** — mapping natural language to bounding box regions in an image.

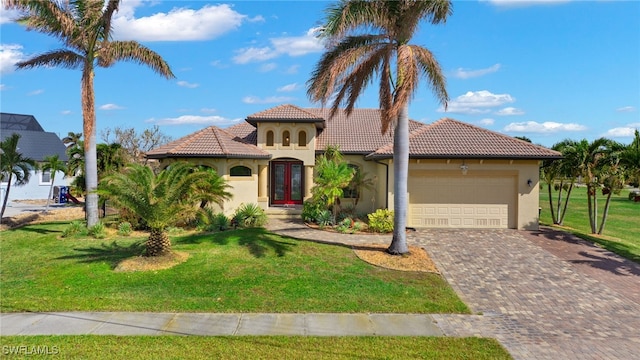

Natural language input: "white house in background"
[1,112,70,202]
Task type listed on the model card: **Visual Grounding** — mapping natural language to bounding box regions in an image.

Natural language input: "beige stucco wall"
[397,159,541,230]
[257,123,316,166]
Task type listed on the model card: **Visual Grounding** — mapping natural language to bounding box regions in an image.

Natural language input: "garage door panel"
[408,175,516,229]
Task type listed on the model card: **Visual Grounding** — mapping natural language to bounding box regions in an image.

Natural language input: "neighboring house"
[1,112,69,201]
[146,104,562,230]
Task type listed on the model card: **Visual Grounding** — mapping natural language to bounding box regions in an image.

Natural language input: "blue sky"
[1,0,638,148]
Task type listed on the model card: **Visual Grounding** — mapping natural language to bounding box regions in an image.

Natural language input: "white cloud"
[0,44,26,74]
[28,89,44,96]
[233,27,323,64]
[147,115,241,126]
[200,108,217,113]
[603,123,640,137]
[616,106,636,113]
[0,9,21,24]
[277,83,299,92]
[504,121,587,133]
[441,90,515,114]
[177,80,199,88]
[99,103,125,110]
[61,110,72,115]
[285,65,300,74]
[259,63,277,72]
[495,107,525,116]
[242,96,295,104]
[478,118,495,126]
[453,64,501,79]
[112,4,246,41]
[210,60,229,69]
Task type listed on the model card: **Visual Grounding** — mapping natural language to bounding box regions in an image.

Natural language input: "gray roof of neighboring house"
[1,112,68,162]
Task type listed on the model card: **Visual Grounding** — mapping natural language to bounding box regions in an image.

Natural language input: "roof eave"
[365,153,564,160]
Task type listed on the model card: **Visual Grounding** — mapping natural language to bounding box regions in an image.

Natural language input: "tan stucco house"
[146,104,561,230]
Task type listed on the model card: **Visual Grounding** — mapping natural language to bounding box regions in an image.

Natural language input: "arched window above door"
[298,131,307,147]
[266,130,274,147]
[282,130,291,147]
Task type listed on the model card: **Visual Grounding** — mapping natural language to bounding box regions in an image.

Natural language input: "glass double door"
[271,161,303,205]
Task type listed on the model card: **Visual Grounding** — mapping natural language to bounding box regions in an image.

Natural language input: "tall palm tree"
[6,0,175,226]
[41,154,68,211]
[98,162,232,256]
[62,131,83,149]
[621,129,640,186]
[0,133,38,220]
[307,0,451,254]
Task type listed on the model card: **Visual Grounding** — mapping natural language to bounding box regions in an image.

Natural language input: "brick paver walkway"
[267,219,640,360]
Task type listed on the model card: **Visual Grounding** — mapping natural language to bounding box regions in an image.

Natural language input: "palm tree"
[307,0,451,254]
[312,153,355,222]
[6,0,175,227]
[98,162,232,256]
[62,132,83,149]
[41,154,68,211]
[621,129,640,187]
[0,133,38,220]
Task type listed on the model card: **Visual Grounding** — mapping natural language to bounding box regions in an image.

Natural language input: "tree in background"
[311,146,355,223]
[41,154,68,211]
[308,0,451,254]
[0,134,38,220]
[7,0,175,227]
[101,125,172,164]
[621,129,640,187]
[98,162,231,256]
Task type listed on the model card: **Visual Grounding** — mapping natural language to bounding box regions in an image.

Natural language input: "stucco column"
[258,165,268,201]
[304,165,314,200]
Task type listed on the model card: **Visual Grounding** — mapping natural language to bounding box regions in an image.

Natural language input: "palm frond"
[16,49,83,70]
[6,0,77,43]
[99,41,175,78]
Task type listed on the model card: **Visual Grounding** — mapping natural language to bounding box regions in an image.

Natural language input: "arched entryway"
[270,160,304,206]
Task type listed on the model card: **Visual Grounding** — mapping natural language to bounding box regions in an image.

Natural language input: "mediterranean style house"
[146,104,562,230]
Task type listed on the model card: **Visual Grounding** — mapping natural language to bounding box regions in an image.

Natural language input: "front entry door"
[271,161,303,205]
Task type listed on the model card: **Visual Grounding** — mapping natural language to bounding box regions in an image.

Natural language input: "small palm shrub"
[233,203,267,228]
[316,209,333,228]
[301,199,327,223]
[88,221,106,239]
[196,208,230,232]
[62,220,87,238]
[117,221,132,236]
[336,217,353,233]
[367,209,394,233]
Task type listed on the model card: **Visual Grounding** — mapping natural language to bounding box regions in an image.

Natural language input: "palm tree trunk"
[82,65,100,226]
[387,105,409,255]
[146,229,172,256]
[45,172,56,212]
[555,180,563,224]
[547,182,556,224]
[558,181,574,225]
[587,185,597,233]
[597,190,613,235]
[0,173,13,221]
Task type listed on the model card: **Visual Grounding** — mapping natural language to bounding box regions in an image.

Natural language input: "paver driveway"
[410,229,640,360]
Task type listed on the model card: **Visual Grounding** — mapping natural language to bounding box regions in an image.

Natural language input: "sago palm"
[0,133,38,220]
[98,162,232,256]
[308,0,451,254]
[6,0,175,226]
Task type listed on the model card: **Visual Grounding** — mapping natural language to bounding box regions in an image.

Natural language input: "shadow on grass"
[175,227,297,258]
[55,241,145,269]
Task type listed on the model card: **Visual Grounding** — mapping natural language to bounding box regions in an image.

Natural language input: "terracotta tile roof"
[246,104,325,127]
[226,121,257,144]
[307,108,424,154]
[146,126,270,159]
[367,118,562,160]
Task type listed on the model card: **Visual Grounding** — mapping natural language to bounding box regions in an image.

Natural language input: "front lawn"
[0,223,468,314]
[539,185,640,262]
[0,336,511,359]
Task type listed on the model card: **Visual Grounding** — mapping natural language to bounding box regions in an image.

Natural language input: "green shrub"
[336,217,353,233]
[88,221,106,239]
[197,208,230,232]
[301,199,326,223]
[352,221,366,232]
[117,221,132,236]
[316,209,333,228]
[62,221,87,238]
[233,203,267,228]
[367,209,394,233]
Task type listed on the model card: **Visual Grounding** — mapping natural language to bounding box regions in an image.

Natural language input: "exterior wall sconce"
[460,161,468,175]
[527,179,533,187]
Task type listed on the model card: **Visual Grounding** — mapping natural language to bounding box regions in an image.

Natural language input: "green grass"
[0,224,468,314]
[539,185,640,262]
[0,336,511,359]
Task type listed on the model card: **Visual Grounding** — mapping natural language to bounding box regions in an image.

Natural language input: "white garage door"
[408,173,516,229]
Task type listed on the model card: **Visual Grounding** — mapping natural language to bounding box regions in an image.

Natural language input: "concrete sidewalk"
[0,312,444,336]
